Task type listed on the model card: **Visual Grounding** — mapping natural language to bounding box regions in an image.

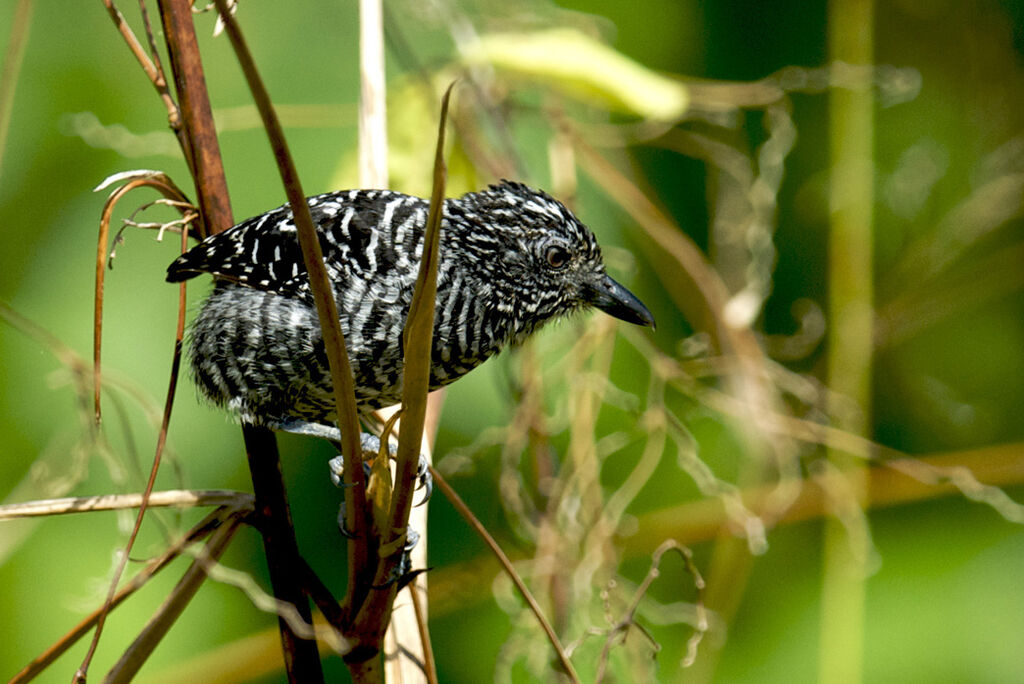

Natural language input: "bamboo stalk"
[0,0,33,184]
[821,1,875,682]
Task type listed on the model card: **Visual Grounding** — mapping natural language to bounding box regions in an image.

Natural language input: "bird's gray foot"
[324,431,432,506]
[273,419,432,534]
[326,432,384,487]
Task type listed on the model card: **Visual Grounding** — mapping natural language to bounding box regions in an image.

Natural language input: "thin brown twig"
[160,0,330,676]
[104,511,247,683]
[102,0,185,152]
[429,465,581,683]
[209,0,363,677]
[137,0,167,83]
[409,584,438,684]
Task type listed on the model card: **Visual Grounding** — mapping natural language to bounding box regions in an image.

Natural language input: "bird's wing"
[165,191,424,298]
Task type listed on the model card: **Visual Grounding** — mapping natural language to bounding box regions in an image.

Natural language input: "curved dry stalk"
[159,1,324,678]
[94,169,196,423]
[0,489,251,520]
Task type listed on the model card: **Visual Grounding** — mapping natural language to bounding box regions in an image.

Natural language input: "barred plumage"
[167,181,654,427]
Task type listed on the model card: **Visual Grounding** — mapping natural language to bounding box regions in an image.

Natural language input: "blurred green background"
[1,1,1023,682]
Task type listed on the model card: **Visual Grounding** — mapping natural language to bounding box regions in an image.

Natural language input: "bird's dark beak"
[586,274,656,328]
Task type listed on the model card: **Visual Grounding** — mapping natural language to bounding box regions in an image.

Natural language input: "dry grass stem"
[0,0,33,182]
[0,489,252,520]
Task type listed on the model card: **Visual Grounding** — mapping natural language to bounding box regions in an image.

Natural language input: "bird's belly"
[188,284,500,426]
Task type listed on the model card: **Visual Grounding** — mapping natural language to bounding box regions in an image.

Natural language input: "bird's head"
[451,181,655,331]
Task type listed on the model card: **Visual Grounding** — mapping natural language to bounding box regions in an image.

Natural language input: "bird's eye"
[545,245,571,269]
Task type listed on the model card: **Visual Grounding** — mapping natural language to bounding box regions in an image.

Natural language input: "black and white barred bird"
[166,181,654,433]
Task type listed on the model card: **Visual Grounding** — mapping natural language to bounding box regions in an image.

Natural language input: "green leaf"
[463,28,689,120]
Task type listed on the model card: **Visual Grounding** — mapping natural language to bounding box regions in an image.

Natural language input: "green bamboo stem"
[822,1,875,682]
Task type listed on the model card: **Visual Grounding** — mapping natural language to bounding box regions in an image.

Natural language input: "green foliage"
[1,1,1023,682]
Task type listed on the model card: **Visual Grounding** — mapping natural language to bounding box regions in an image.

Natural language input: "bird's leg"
[273,420,369,536]
[273,418,345,444]
[351,431,428,582]
[271,419,432,537]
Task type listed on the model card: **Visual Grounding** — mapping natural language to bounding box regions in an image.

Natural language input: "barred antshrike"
[167,181,654,433]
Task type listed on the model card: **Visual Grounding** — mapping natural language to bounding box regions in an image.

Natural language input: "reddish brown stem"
[158,0,232,237]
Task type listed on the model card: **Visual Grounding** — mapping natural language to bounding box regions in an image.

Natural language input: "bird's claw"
[339,433,432,506]
[330,454,371,537]
[374,527,421,588]
[415,453,433,506]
